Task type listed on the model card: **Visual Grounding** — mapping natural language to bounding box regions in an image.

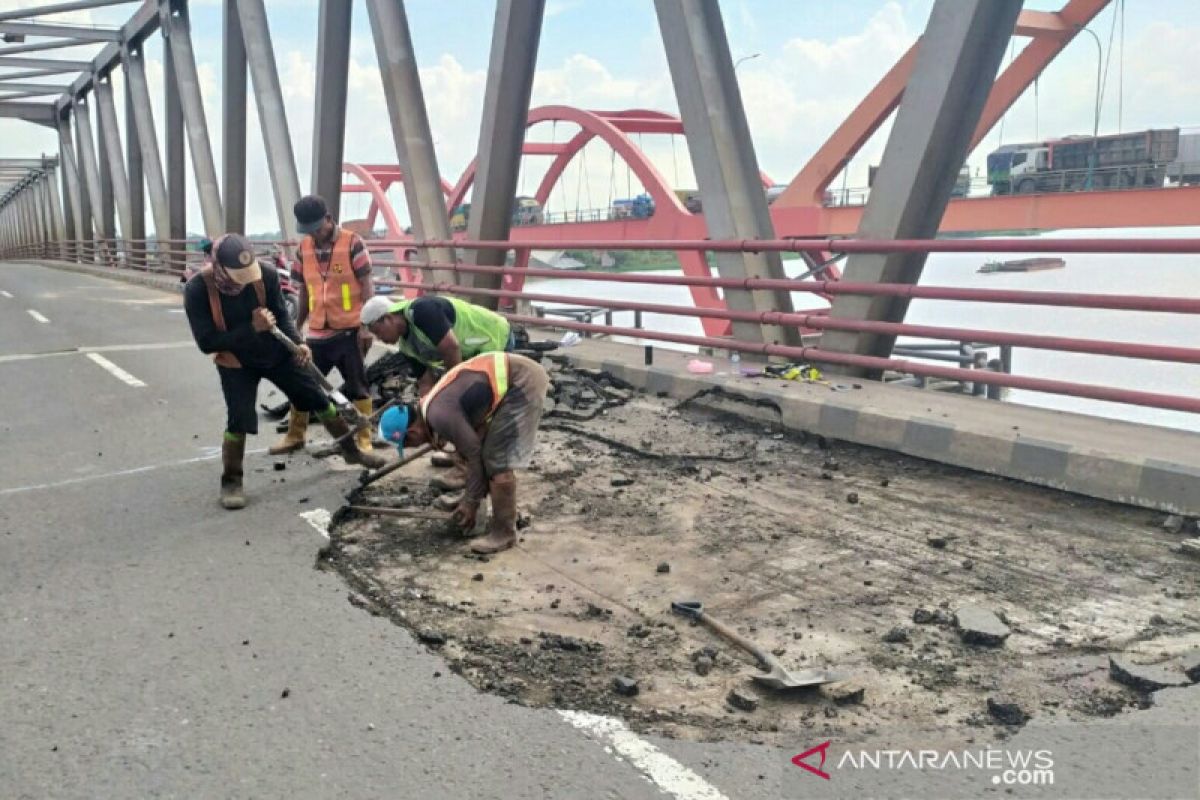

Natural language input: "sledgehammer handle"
[359,443,433,488]
[267,326,337,393]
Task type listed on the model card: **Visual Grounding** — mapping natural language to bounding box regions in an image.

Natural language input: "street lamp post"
[1078,27,1103,190]
[733,52,761,71]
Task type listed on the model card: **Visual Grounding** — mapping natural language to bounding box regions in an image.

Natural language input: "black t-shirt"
[403,296,457,377]
[183,264,302,370]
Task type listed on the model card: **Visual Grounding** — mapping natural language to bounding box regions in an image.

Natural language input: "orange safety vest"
[420,352,510,423]
[299,229,363,330]
[201,267,265,369]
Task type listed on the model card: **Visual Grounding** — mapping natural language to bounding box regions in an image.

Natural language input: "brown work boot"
[471,472,517,554]
[220,435,247,510]
[268,407,308,455]
[323,416,387,469]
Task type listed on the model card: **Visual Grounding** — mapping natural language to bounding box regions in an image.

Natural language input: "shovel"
[671,600,839,690]
[267,325,368,429]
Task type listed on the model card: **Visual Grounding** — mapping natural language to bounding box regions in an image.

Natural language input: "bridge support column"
[124,41,171,258]
[464,0,545,305]
[125,63,145,248]
[46,163,66,256]
[96,75,133,242]
[654,0,799,350]
[222,0,246,233]
[311,0,351,220]
[163,33,187,249]
[73,97,103,253]
[161,0,224,237]
[366,0,456,286]
[57,115,82,258]
[236,0,301,244]
[94,95,116,245]
[821,0,1023,372]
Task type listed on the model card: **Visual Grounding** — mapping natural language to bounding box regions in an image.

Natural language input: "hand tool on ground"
[311,396,400,458]
[671,600,840,690]
[358,443,433,487]
[267,325,369,429]
[347,504,451,521]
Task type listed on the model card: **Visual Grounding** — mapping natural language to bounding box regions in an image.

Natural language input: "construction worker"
[184,234,385,510]
[381,352,549,554]
[272,194,377,456]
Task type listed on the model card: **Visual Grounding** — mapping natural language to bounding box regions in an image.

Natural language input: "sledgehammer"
[267,325,369,430]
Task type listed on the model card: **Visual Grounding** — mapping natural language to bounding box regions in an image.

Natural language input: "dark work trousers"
[218,361,329,435]
[309,329,369,401]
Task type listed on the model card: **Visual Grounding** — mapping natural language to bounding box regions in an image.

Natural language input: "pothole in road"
[323,364,1200,750]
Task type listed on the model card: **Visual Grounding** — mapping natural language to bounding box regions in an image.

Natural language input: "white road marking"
[299,508,333,541]
[0,448,267,496]
[0,290,12,298]
[86,353,147,387]
[0,340,194,365]
[26,309,49,323]
[558,711,729,800]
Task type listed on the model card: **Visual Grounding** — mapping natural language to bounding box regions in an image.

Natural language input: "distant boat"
[978,257,1066,274]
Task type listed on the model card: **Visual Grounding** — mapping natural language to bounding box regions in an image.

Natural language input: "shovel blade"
[752,667,839,690]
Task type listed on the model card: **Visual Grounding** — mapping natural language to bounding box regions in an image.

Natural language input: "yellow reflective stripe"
[307,287,314,311]
[493,352,508,398]
[341,282,351,310]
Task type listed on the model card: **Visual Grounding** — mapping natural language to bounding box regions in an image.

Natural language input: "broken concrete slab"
[987,697,1028,726]
[612,676,639,697]
[882,626,910,644]
[727,687,758,712]
[829,681,865,706]
[1162,514,1186,533]
[912,607,953,626]
[955,605,1011,647]
[1108,655,1191,692]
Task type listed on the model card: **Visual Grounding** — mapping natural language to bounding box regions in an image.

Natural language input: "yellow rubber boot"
[353,399,375,451]
[269,407,309,455]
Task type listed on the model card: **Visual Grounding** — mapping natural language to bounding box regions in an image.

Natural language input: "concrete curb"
[26,259,181,295]
[554,343,1200,517]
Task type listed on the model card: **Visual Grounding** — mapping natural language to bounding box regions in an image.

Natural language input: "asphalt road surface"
[1,262,1196,800]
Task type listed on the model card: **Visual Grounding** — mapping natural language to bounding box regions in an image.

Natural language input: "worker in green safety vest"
[360,294,514,396]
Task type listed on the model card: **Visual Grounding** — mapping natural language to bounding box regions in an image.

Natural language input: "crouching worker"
[185,234,385,510]
[380,352,548,553]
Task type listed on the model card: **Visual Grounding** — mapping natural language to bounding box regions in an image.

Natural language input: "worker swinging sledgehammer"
[378,352,549,554]
[184,234,386,510]
[271,195,380,457]
[360,292,515,499]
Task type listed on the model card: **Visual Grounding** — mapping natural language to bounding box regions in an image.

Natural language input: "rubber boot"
[269,407,309,455]
[471,472,517,554]
[353,398,375,452]
[220,436,247,510]
[323,415,387,469]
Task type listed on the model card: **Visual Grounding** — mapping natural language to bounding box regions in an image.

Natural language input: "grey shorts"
[481,381,548,475]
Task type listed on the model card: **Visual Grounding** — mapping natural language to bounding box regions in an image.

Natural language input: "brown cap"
[213,234,262,284]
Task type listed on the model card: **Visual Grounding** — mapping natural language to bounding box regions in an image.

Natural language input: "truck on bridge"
[986,128,1180,195]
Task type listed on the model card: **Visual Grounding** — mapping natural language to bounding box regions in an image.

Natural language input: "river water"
[524,226,1200,433]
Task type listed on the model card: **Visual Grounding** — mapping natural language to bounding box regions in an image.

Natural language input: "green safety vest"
[387,296,510,367]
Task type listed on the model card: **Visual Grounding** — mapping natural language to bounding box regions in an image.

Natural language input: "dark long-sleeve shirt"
[184,263,302,370]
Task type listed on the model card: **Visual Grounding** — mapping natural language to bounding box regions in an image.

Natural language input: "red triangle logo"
[792,740,832,780]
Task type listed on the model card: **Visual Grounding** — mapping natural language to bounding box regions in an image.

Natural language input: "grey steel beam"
[124,41,169,240]
[0,90,68,101]
[0,100,56,125]
[0,1,138,23]
[222,0,246,233]
[47,163,66,251]
[95,75,131,237]
[53,0,159,114]
[0,66,85,80]
[0,56,92,70]
[463,0,544,303]
[58,114,84,245]
[0,22,121,42]
[160,0,222,236]
[74,109,93,248]
[73,96,103,240]
[311,0,351,218]
[654,0,798,349]
[366,0,454,284]
[163,32,185,241]
[124,58,144,243]
[235,0,299,242]
[95,92,116,239]
[0,81,72,93]
[0,39,94,58]
[820,0,1024,369]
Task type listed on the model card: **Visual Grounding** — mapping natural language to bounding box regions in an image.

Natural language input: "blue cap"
[379,405,411,455]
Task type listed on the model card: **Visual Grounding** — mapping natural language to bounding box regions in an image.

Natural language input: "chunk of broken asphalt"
[727,688,759,712]
[417,630,447,648]
[829,681,865,706]
[1178,651,1200,683]
[1108,655,1191,692]
[610,476,635,487]
[656,562,670,574]
[955,605,1011,647]
[912,607,953,626]
[694,655,714,676]
[273,461,286,472]
[1162,514,1185,533]
[612,676,639,697]
[882,626,910,644]
[846,492,859,504]
[986,697,1028,726]
[926,535,948,549]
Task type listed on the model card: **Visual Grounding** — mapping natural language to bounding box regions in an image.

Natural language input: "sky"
[1,0,1198,235]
